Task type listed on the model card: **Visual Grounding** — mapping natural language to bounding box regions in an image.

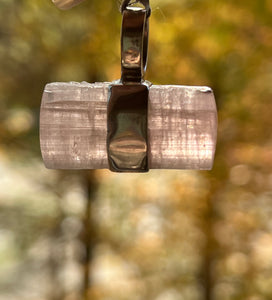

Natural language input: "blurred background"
[1,0,272,299]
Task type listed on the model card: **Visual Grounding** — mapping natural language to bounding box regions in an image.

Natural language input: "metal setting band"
[107,84,149,172]
[121,8,149,84]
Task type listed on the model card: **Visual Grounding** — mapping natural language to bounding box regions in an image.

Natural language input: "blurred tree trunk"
[202,221,212,300]
[200,189,217,300]
[81,171,98,300]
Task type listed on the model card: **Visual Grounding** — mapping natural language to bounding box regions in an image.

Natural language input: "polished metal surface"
[121,8,149,84]
[107,84,149,172]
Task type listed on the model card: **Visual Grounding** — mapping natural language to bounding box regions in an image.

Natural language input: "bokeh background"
[1,0,272,299]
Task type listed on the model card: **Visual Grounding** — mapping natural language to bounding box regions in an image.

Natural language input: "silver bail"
[121,7,149,84]
[107,7,150,172]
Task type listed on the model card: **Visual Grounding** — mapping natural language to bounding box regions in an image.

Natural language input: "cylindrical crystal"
[40,82,217,170]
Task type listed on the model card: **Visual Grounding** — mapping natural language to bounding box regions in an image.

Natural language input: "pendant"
[40,1,217,172]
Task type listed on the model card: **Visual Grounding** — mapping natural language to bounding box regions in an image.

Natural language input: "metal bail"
[121,8,149,84]
[107,7,150,173]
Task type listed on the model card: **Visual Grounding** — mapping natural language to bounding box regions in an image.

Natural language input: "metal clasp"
[107,5,150,172]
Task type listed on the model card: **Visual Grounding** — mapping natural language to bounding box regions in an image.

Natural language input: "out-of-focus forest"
[0,0,272,299]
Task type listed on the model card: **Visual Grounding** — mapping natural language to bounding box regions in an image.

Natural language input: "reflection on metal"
[107,6,150,172]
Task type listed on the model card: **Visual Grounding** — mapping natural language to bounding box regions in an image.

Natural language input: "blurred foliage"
[0,0,272,300]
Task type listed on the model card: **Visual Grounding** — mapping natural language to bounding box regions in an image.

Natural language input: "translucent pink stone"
[40,82,217,170]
